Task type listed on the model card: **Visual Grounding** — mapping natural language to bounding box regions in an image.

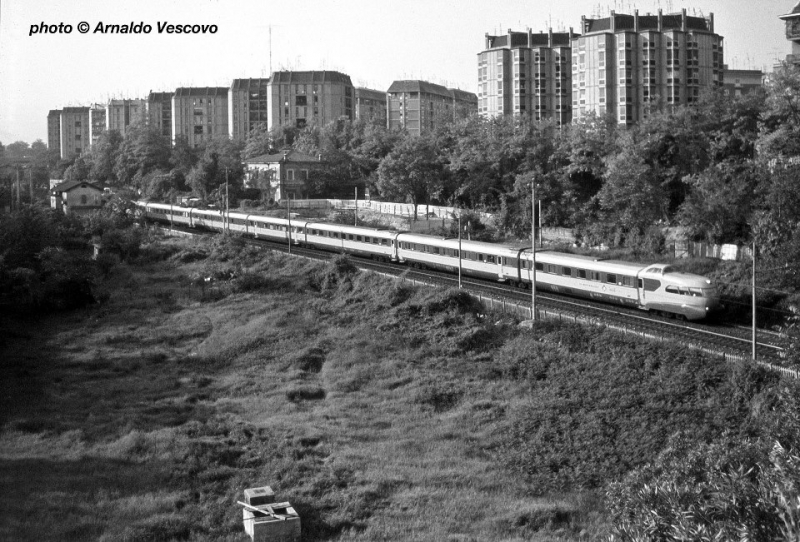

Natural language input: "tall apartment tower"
[267,71,354,129]
[354,87,388,124]
[106,99,147,137]
[478,29,577,124]
[573,9,724,125]
[387,80,478,136]
[47,110,61,155]
[89,105,107,146]
[59,107,91,159]
[171,87,229,147]
[148,91,174,138]
[228,78,270,140]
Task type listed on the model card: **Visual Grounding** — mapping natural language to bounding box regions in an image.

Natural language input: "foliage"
[377,134,444,220]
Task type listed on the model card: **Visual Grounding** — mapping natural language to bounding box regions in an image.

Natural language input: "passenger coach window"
[562,267,572,276]
[535,262,543,271]
[577,269,587,279]
[606,274,617,284]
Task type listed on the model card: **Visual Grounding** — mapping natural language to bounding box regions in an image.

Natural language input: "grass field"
[0,233,791,541]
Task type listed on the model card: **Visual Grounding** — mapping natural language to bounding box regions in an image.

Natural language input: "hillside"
[1,233,798,541]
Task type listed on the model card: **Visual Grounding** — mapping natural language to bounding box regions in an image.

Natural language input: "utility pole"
[15,168,21,210]
[531,181,537,321]
[458,210,463,289]
[752,240,757,360]
[354,186,358,226]
[287,197,291,255]
[225,168,230,234]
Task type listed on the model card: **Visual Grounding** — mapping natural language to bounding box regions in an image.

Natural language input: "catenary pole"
[752,240,757,360]
[531,181,536,321]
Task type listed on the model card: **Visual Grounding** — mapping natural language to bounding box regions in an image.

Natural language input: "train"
[138,201,721,321]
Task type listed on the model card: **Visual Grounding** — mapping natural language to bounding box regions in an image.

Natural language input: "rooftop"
[270,71,353,86]
[174,87,229,97]
[231,78,270,90]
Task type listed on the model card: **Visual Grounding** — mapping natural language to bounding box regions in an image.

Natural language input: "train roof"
[532,251,647,274]
[305,222,397,236]
[397,233,522,255]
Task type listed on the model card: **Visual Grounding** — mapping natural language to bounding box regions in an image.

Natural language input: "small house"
[51,180,104,215]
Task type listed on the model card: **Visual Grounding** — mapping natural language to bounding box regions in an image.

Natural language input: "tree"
[186,137,244,202]
[243,123,273,159]
[678,159,760,244]
[595,132,665,242]
[377,135,443,220]
[87,130,123,185]
[114,122,171,188]
[62,157,91,183]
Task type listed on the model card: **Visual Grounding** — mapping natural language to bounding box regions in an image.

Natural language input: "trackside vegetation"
[1,231,798,541]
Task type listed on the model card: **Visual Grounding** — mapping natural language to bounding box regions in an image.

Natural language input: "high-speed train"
[138,202,720,320]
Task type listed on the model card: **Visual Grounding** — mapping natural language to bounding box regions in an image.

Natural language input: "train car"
[396,234,525,282]
[517,251,719,320]
[637,263,719,320]
[248,214,303,244]
[190,208,226,230]
[521,251,645,308]
[303,222,399,261]
[140,202,194,227]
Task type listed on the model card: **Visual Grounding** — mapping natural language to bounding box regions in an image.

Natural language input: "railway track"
[155,224,799,378]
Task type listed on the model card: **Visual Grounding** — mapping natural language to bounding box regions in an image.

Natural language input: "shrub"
[286,386,326,402]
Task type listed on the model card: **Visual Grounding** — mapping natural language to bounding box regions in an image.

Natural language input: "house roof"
[52,180,103,193]
[780,1,800,19]
[244,149,323,165]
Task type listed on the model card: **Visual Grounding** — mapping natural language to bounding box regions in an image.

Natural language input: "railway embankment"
[1,233,798,541]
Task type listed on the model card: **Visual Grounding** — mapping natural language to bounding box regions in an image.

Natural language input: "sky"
[0,0,796,145]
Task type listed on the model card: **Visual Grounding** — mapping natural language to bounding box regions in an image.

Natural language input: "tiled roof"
[52,180,103,193]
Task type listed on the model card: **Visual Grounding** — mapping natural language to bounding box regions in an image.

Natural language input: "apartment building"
[780,2,800,65]
[148,91,174,138]
[59,107,91,159]
[89,105,106,146]
[478,29,577,124]
[171,87,229,146]
[47,110,61,155]
[267,71,354,129]
[354,87,387,123]
[106,99,147,136]
[387,80,477,136]
[228,78,270,140]
[722,68,763,97]
[572,9,724,125]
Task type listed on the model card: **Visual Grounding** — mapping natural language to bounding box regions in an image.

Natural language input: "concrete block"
[243,502,301,542]
[244,486,275,507]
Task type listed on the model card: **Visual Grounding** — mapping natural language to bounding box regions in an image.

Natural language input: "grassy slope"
[0,234,786,541]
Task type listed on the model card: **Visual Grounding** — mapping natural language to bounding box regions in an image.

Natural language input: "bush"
[286,386,326,402]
